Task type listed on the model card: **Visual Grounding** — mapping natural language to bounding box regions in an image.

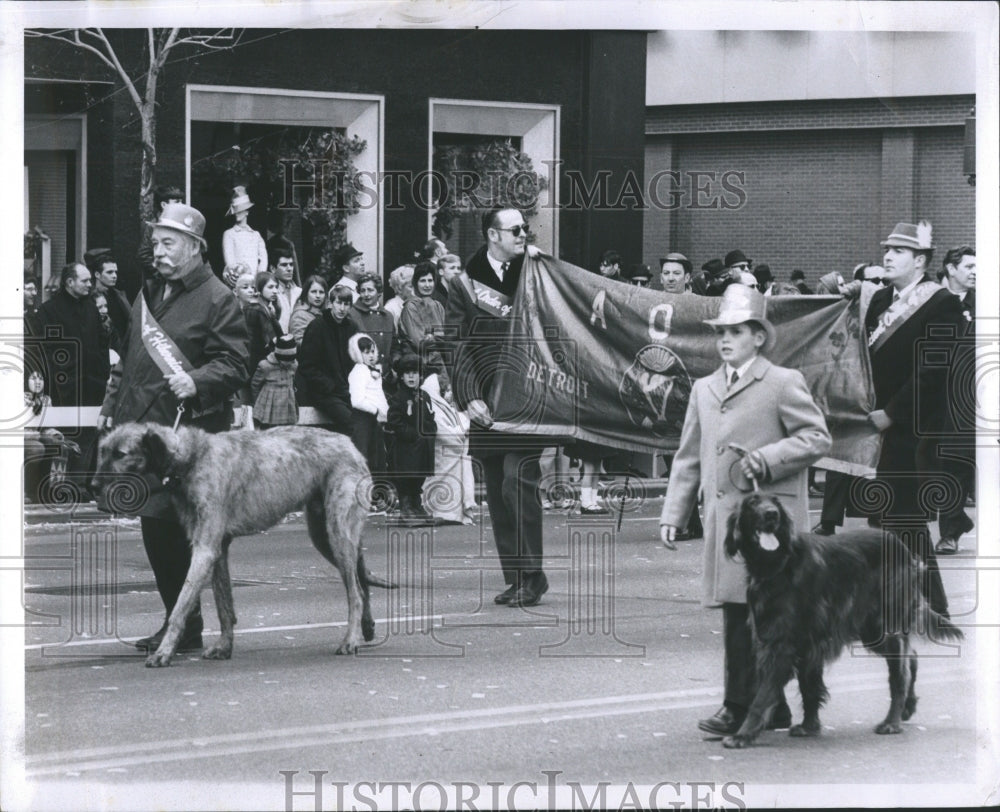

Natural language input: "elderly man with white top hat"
[96,202,250,653]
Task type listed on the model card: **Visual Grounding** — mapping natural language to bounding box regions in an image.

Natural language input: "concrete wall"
[646,31,976,106]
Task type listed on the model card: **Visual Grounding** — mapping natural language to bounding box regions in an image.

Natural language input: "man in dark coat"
[864,221,966,616]
[444,206,549,608]
[37,262,111,493]
[295,283,358,433]
[690,258,734,297]
[37,262,110,407]
[98,203,249,652]
[933,245,977,554]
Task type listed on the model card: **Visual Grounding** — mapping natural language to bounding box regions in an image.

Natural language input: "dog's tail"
[926,609,964,643]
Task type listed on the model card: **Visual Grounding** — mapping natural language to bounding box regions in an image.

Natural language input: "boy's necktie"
[729,370,739,388]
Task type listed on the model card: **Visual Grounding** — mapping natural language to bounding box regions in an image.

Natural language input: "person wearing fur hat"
[250,334,299,429]
[222,186,268,288]
[660,283,831,737]
[861,221,967,612]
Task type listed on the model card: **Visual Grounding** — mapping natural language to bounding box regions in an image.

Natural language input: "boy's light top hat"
[147,203,207,250]
[881,220,934,251]
[704,283,776,353]
[227,185,255,216]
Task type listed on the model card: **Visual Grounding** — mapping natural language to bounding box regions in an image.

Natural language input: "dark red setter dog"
[722,492,963,748]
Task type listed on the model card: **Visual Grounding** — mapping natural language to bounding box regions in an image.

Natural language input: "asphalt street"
[14,493,990,810]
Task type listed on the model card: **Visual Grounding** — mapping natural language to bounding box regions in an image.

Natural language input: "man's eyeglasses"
[494,224,530,237]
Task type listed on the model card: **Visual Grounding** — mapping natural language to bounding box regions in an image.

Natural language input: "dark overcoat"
[99,262,250,517]
[294,310,357,432]
[37,289,111,406]
[864,279,967,516]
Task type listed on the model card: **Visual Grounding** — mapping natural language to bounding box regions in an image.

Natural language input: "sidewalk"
[22,477,674,527]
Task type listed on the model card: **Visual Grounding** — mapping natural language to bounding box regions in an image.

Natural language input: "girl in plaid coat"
[250,334,299,429]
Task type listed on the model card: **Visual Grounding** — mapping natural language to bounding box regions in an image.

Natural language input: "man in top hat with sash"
[864,220,966,617]
[97,202,250,652]
[444,206,550,609]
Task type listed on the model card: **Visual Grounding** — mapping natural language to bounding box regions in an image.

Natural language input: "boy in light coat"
[660,284,832,738]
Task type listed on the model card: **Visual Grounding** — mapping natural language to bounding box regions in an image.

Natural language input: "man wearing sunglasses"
[444,206,550,609]
[724,249,752,279]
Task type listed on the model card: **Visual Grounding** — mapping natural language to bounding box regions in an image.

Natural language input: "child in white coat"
[347,333,389,476]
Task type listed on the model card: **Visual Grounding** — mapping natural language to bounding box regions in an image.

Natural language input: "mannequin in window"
[222,185,267,288]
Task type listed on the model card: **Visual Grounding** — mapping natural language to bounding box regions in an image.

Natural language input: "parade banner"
[488,255,880,476]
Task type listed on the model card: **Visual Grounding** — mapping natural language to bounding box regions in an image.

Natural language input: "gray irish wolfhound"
[92,423,377,667]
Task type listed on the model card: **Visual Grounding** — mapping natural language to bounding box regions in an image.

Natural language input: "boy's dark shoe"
[698,706,744,737]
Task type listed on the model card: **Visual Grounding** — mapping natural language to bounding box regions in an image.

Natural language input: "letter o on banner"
[649,303,674,342]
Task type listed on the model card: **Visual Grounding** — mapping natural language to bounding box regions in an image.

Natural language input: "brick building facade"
[642,96,975,283]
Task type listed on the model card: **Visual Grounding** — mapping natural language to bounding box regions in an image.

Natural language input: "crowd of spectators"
[23,193,977,563]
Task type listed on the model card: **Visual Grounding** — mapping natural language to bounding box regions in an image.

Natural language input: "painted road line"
[25,669,970,776]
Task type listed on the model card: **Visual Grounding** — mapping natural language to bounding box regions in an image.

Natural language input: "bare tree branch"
[25,28,118,75]
[171,28,241,50]
[92,28,143,109]
[155,28,180,71]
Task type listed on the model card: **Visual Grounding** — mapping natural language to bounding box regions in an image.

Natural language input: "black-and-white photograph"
[2,1,998,809]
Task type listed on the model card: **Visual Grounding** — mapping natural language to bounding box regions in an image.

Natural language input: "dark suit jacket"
[864,279,966,485]
[958,289,975,330]
[444,245,546,455]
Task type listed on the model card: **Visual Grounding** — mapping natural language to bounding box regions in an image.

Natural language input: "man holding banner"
[97,203,249,653]
[444,206,551,609]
